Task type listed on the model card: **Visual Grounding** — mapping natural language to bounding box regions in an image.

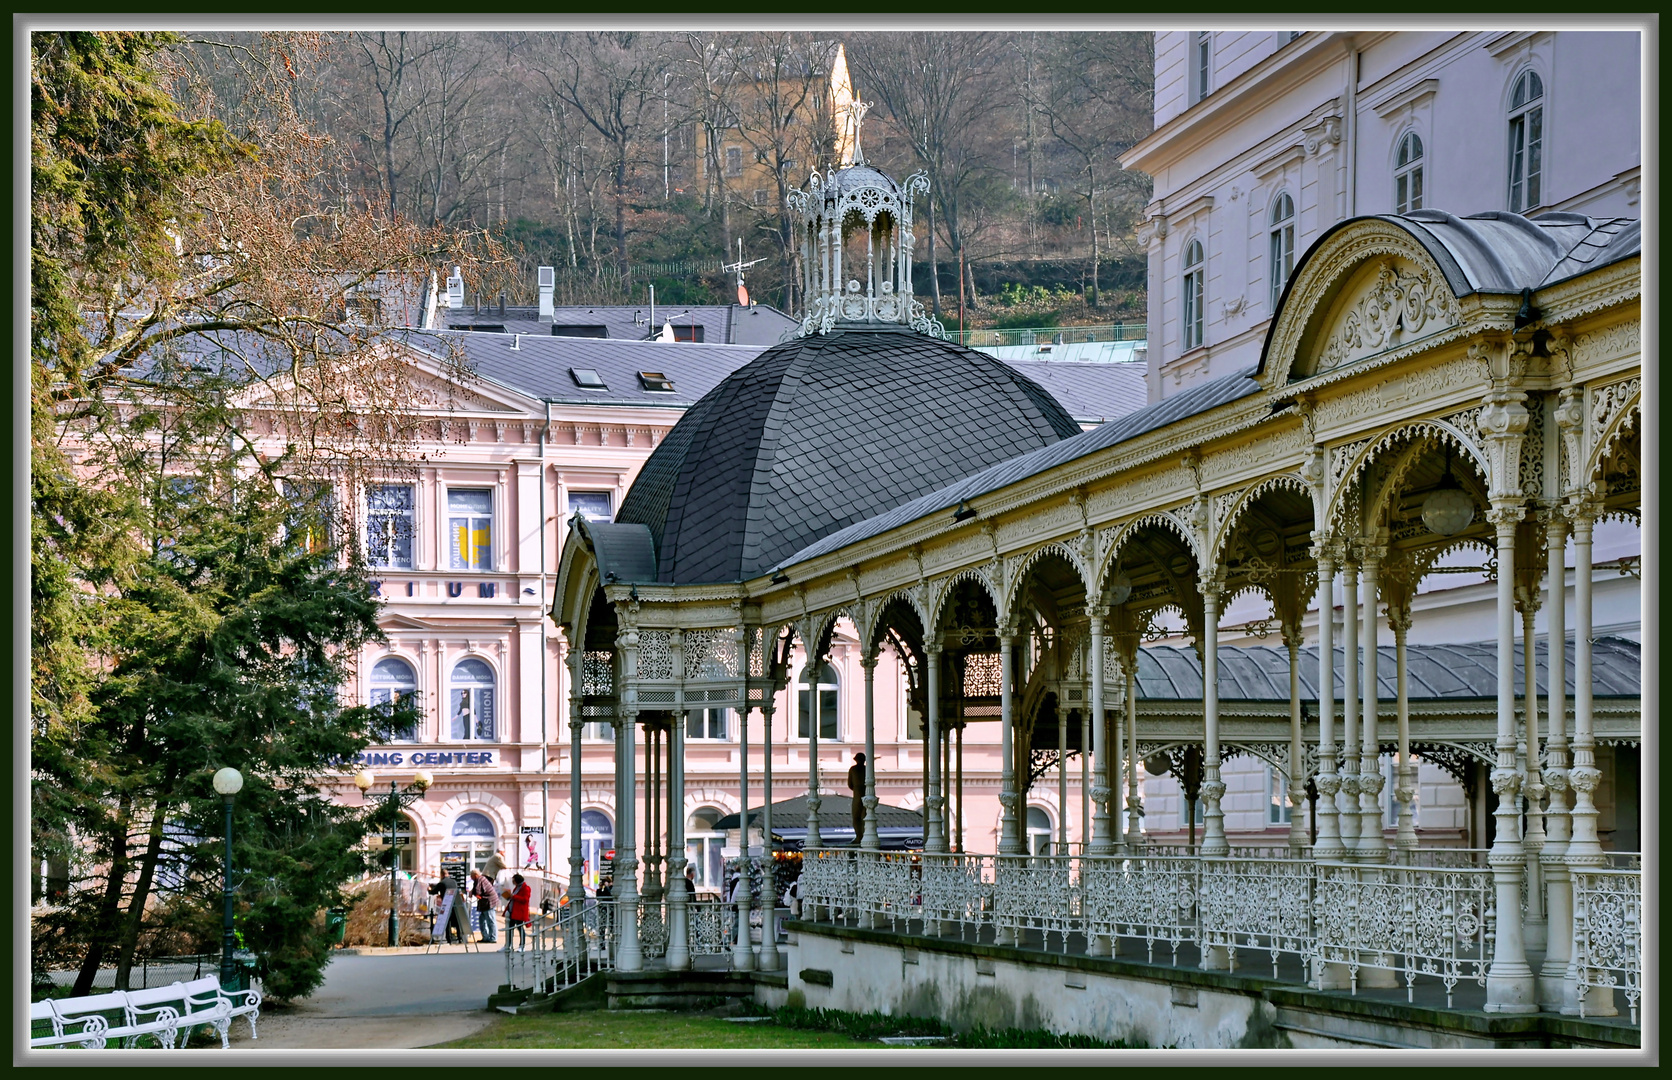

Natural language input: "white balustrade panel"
[1572,868,1642,1024]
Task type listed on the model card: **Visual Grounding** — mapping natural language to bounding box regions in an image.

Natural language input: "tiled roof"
[616,327,1085,585]
[441,303,798,346]
[1007,360,1148,424]
[396,330,765,408]
[784,366,1262,569]
[1133,637,1640,701]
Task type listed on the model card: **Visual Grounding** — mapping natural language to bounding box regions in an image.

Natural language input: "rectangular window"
[369,687,418,741]
[725,146,742,177]
[281,479,333,554]
[366,484,415,569]
[1192,32,1212,104]
[567,490,613,523]
[687,707,729,740]
[671,324,706,342]
[1266,765,1293,825]
[448,488,493,570]
[797,688,839,741]
[1509,106,1542,213]
[450,686,495,741]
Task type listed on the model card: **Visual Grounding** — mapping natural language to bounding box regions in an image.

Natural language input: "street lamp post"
[212,767,244,990]
[354,769,433,947]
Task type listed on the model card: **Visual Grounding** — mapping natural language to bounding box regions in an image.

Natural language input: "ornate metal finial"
[839,98,872,167]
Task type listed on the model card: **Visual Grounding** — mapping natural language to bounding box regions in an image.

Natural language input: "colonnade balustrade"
[544,485,1638,1026]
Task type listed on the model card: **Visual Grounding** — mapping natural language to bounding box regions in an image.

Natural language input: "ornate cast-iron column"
[566,649,587,906]
[1539,512,1572,1010]
[1519,578,1548,955]
[1562,501,1612,1016]
[1089,611,1114,856]
[1485,504,1536,1011]
[1338,556,1362,856]
[666,708,690,971]
[1056,688,1069,854]
[614,708,643,972]
[760,688,782,971]
[1199,579,1228,858]
[924,643,946,853]
[733,684,756,972]
[861,651,881,850]
[1388,605,1418,857]
[1357,545,1388,862]
[805,652,823,849]
[1284,623,1310,853]
[1312,550,1345,860]
[1124,641,1143,850]
[997,628,1023,856]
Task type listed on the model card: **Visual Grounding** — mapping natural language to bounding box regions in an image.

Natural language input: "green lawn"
[435,1011,888,1050]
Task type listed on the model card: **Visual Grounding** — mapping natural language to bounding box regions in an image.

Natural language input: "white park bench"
[125,979,234,1048]
[181,975,261,1044]
[49,991,179,1049]
[29,1000,108,1050]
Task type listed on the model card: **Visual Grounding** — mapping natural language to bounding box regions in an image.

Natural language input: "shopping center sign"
[352,748,497,767]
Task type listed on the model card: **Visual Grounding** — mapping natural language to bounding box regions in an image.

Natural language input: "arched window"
[580,809,613,890]
[370,656,418,741]
[1026,806,1055,856]
[1507,71,1544,213]
[450,811,499,875]
[1268,193,1295,311]
[685,807,726,891]
[797,662,840,740]
[1181,239,1205,351]
[1394,132,1424,214]
[449,658,496,742]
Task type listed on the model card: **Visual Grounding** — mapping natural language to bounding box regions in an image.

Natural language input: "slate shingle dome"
[616,326,1083,585]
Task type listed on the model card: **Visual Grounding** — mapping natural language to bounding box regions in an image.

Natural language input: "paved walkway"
[223,949,506,1049]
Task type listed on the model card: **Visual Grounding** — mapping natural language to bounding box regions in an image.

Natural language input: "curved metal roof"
[784,365,1262,569]
[616,327,1083,585]
[1131,637,1639,701]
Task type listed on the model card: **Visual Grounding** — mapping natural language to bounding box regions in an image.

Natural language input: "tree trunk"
[1087,167,1100,309]
[613,149,630,279]
[927,197,942,316]
[72,794,133,996]
[114,806,169,990]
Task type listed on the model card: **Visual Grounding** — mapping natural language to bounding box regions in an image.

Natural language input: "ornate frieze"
[1316,260,1462,375]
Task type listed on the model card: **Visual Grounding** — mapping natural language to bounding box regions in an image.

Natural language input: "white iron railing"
[1571,867,1642,1024]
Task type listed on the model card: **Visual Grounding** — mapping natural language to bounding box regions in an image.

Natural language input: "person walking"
[503,873,533,951]
[469,869,500,944]
[847,753,867,844]
[481,849,509,888]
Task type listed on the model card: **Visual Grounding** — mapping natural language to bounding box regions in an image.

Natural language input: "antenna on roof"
[722,238,766,307]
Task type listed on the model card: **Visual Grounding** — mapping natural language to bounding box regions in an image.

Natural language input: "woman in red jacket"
[504,873,533,951]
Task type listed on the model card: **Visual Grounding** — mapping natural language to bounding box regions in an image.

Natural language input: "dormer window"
[570,368,607,390]
[637,371,675,392]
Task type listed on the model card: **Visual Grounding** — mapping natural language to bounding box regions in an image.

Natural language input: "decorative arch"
[1209,472,1313,569]
[1259,217,1468,389]
[1003,540,1093,623]
[1101,511,1203,589]
[1585,383,1641,486]
[867,590,930,653]
[1325,419,1489,539]
[428,790,518,845]
[928,566,1002,633]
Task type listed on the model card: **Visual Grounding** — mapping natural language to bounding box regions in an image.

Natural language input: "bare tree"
[1037,34,1153,308]
[850,32,1009,318]
[537,32,678,278]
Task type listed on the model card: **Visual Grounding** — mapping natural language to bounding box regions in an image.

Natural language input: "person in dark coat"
[848,753,867,844]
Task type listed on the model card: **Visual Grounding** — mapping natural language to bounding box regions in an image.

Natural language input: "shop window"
[447,488,493,570]
[448,811,499,875]
[370,656,419,741]
[567,490,613,523]
[449,657,496,741]
[281,479,334,554]
[369,811,419,873]
[580,809,613,890]
[366,484,415,569]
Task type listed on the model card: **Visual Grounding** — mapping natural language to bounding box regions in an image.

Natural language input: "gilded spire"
[831,44,868,167]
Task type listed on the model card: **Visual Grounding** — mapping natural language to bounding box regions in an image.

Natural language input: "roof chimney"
[538,266,555,320]
[498,293,506,317]
[446,266,465,309]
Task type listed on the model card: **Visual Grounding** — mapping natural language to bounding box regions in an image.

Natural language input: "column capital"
[858,651,879,671]
[1485,504,1525,532]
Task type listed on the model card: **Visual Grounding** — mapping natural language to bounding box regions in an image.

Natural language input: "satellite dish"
[737,284,750,306]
